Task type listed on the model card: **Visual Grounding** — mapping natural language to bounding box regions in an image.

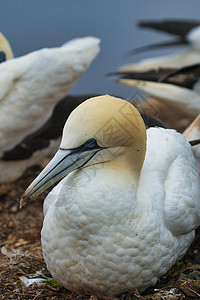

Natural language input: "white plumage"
[0,36,100,156]
[114,75,200,117]
[0,37,100,182]
[21,95,200,296]
[123,22,200,71]
[0,139,60,183]
[114,20,200,118]
[122,46,200,72]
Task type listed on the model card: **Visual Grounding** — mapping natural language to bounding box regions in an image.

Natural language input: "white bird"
[0,36,100,156]
[0,32,13,62]
[110,63,200,118]
[124,19,200,71]
[21,95,200,296]
[0,92,167,184]
[0,94,99,183]
[0,37,100,182]
[110,19,200,129]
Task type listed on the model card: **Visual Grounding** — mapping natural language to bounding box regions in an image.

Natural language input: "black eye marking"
[59,138,105,152]
[84,138,98,149]
[0,52,6,63]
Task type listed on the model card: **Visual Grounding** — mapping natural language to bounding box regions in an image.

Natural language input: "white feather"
[0,37,100,156]
[42,128,200,295]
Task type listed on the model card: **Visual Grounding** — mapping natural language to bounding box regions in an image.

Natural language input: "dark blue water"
[1,0,200,98]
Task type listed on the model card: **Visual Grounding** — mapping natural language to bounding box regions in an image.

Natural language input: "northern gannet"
[0,92,167,183]
[0,32,13,62]
[124,19,200,71]
[21,95,200,296]
[128,19,200,55]
[0,94,99,183]
[0,37,100,157]
[110,64,200,118]
[0,37,100,182]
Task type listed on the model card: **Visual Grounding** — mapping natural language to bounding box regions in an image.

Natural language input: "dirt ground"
[1,100,200,299]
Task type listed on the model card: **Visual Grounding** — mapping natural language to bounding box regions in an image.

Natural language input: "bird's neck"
[53,149,145,230]
[104,156,142,186]
[67,156,141,214]
[61,165,139,227]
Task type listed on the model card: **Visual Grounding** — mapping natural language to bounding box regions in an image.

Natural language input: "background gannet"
[128,19,200,55]
[0,32,13,62]
[21,95,200,296]
[0,37,100,182]
[110,64,200,118]
[123,19,200,71]
[0,94,99,183]
[0,36,100,158]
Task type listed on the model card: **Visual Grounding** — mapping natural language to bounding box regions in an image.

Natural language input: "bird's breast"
[40,164,195,294]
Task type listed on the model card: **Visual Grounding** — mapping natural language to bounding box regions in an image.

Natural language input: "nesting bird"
[0,36,100,182]
[21,95,200,296]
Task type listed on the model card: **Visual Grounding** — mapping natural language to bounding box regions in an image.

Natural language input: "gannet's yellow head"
[61,94,146,148]
[20,95,146,207]
[0,32,14,62]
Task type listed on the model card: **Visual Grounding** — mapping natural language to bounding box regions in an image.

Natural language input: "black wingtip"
[106,69,174,83]
[137,19,200,36]
[160,63,200,82]
[125,38,188,57]
[189,139,200,146]
[106,72,122,78]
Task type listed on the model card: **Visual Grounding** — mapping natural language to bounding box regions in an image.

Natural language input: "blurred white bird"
[110,63,200,118]
[21,95,200,296]
[124,19,200,71]
[109,20,200,131]
[0,37,100,182]
[0,94,101,183]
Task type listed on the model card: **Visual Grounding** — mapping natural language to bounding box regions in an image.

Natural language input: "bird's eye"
[84,138,97,149]
[0,52,6,63]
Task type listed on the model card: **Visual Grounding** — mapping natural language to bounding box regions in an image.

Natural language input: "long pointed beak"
[20,147,100,208]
